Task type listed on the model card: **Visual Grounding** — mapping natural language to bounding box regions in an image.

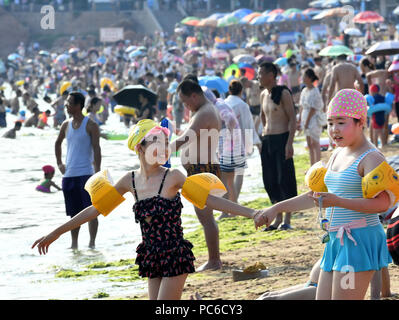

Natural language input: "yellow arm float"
[362,161,399,207]
[305,161,328,193]
[84,170,126,216]
[181,173,227,209]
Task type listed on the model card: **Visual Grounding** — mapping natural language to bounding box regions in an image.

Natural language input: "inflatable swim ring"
[60,81,71,95]
[114,105,137,116]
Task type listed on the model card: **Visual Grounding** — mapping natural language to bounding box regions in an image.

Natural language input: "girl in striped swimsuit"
[255,89,392,299]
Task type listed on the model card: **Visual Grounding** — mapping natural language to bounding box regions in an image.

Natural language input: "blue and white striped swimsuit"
[325,148,380,229]
[320,148,392,273]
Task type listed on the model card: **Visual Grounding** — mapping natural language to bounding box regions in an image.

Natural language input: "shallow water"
[0,104,269,300]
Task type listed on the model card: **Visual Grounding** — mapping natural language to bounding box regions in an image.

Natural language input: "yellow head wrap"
[127,119,158,154]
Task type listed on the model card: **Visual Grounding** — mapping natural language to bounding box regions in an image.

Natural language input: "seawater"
[0,102,268,300]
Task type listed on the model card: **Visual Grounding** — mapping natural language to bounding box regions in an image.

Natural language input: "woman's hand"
[254,207,279,229]
[308,192,340,208]
[32,232,60,255]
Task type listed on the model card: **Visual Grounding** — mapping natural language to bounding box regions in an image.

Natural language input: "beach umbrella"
[238,63,255,80]
[198,18,218,27]
[38,50,50,57]
[309,0,325,8]
[129,50,146,58]
[388,60,399,72]
[181,16,201,26]
[268,8,284,15]
[68,47,79,54]
[321,0,341,8]
[283,8,302,16]
[183,49,201,58]
[241,12,262,24]
[250,15,269,25]
[246,41,264,49]
[318,45,354,57]
[211,49,229,59]
[97,56,106,65]
[113,85,158,108]
[394,6,399,15]
[224,64,241,79]
[55,53,69,63]
[231,8,253,19]
[7,53,22,61]
[125,45,137,53]
[344,27,363,37]
[365,41,399,56]
[286,12,310,21]
[208,13,227,20]
[215,42,238,50]
[174,56,184,64]
[256,55,273,63]
[233,54,256,64]
[267,13,286,23]
[353,11,384,24]
[167,46,181,55]
[198,76,229,94]
[217,14,240,27]
[274,57,288,66]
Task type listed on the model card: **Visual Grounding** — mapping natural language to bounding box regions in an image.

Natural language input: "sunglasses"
[318,196,330,244]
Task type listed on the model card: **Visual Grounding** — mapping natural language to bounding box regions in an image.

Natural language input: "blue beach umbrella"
[215,42,238,50]
[287,12,310,21]
[274,57,288,66]
[8,53,22,61]
[250,15,269,25]
[198,76,229,94]
[267,13,286,23]
[231,8,253,19]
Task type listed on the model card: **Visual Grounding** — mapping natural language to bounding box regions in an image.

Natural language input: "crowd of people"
[1,8,399,301]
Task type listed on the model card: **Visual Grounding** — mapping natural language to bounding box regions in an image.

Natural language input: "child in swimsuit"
[32,120,259,300]
[255,89,392,300]
[36,165,62,193]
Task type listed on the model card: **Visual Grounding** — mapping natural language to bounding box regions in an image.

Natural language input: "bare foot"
[196,260,223,272]
[89,242,96,249]
[217,213,234,221]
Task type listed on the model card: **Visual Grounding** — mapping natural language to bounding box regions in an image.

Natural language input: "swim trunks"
[185,163,221,178]
[62,175,92,217]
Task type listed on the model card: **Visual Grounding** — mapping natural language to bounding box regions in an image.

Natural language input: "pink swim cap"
[327,89,367,123]
[42,165,55,174]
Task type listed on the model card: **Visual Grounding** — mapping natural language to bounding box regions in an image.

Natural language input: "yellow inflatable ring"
[181,173,227,209]
[60,81,71,95]
[84,170,125,216]
[305,161,328,193]
[114,105,137,117]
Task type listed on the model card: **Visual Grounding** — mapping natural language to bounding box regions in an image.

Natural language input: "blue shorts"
[158,101,167,111]
[62,175,92,217]
[320,224,392,273]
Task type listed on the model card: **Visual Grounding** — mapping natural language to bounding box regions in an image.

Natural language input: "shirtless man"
[313,57,326,90]
[241,76,262,138]
[10,89,22,115]
[156,74,168,119]
[328,54,364,102]
[22,92,38,113]
[287,61,301,106]
[258,62,298,231]
[171,79,222,271]
[366,69,389,95]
